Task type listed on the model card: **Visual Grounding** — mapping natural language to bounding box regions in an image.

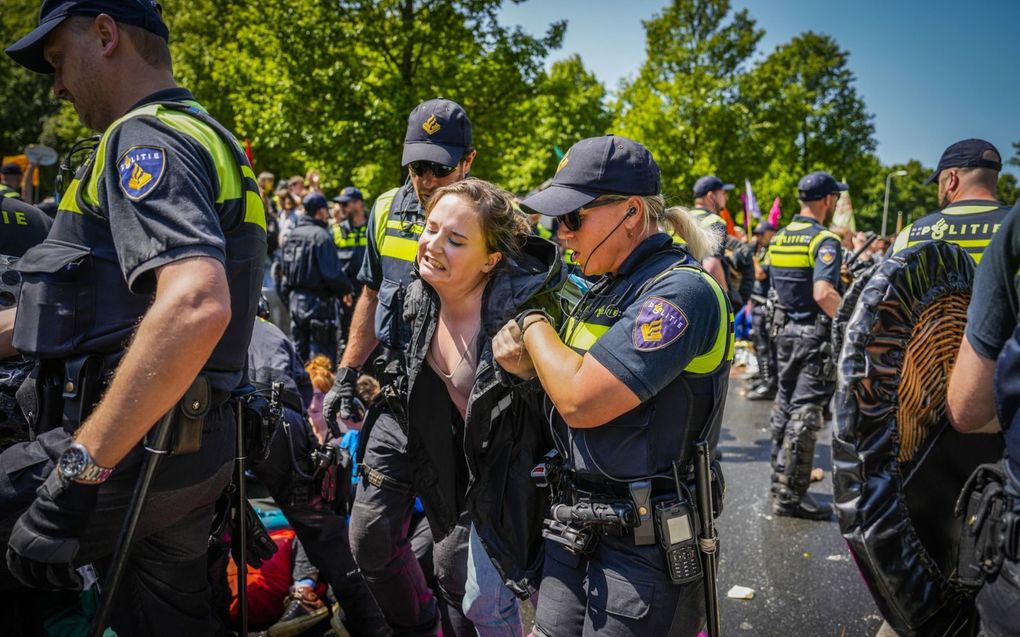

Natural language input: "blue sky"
[498,0,1020,176]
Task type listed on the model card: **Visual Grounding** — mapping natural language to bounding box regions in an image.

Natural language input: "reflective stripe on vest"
[0,185,19,199]
[564,264,733,376]
[58,101,265,231]
[332,223,368,249]
[371,188,421,263]
[766,223,841,269]
[892,203,1008,265]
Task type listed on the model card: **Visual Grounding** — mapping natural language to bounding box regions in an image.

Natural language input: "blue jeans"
[464,523,525,637]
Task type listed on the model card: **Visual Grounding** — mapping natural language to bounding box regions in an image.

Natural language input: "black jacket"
[400,235,567,598]
[280,215,351,298]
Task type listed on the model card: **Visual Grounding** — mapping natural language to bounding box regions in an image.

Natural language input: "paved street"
[715,378,884,636]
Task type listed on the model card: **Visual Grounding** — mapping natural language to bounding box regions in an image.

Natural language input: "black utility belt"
[957,461,1020,586]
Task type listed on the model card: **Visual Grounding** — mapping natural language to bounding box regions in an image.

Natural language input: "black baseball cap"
[693,175,734,198]
[335,186,363,204]
[753,221,776,235]
[0,163,23,176]
[6,1,169,74]
[519,135,660,217]
[924,139,1002,185]
[401,98,472,167]
[302,192,329,214]
[797,171,848,201]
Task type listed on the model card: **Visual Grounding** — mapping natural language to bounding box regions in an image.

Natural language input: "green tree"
[739,32,876,223]
[491,55,613,194]
[613,0,763,201]
[165,0,565,199]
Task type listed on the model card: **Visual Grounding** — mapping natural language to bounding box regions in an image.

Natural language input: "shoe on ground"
[268,585,330,637]
[772,492,832,521]
[746,385,776,401]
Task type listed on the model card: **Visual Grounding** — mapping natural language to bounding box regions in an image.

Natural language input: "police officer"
[322,98,476,635]
[747,222,777,401]
[892,139,1009,263]
[281,191,352,362]
[1,197,52,258]
[685,175,733,293]
[495,135,732,637]
[767,171,845,520]
[0,163,23,199]
[246,307,390,637]
[332,186,369,293]
[947,199,1020,637]
[1,2,265,634]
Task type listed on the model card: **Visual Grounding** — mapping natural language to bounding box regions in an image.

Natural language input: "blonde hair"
[654,200,719,262]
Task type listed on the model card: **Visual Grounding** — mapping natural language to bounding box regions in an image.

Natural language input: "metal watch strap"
[75,462,114,484]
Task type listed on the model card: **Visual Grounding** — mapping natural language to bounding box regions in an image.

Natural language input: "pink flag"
[768,197,781,228]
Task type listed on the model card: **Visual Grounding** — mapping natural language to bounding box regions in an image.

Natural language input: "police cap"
[693,175,734,198]
[6,0,169,74]
[797,171,848,202]
[303,192,329,215]
[0,163,23,176]
[401,98,472,168]
[924,139,1002,185]
[335,186,363,204]
[753,221,776,235]
[519,135,660,217]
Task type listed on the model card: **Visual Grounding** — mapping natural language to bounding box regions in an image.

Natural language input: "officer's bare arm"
[703,257,728,292]
[0,306,15,359]
[812,280,841,318]
[339,287,379,369]
[518,317,640,429]
[74,256,232,468]
[947,336,1001,434]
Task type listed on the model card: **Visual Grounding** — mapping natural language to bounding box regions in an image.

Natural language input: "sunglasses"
[408,161,457,178]
[560,197,627,232]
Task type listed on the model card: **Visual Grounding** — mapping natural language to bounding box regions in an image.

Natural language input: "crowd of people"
[0,2,1018,637]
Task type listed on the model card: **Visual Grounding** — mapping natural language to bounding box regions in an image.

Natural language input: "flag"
[245,139,254,166]
[832,186,856,231]
[768,197,781,229]
[744,179,761,220]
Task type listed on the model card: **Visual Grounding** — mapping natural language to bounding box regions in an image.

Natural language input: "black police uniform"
[748,254,777,399]
[892,199,1011,264]
[0,197,51,258]
[533,235,732,637]
[960,200,1020,636]
[766,214,841,514]
[348,181,449,635]
[0,88,265,634]
[245,318,389,636]
[281,214,351,362]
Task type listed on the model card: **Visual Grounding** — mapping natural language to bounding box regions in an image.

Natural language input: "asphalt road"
[714,378,884,637]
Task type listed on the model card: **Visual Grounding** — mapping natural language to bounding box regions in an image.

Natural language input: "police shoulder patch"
[117,145,167,201]
[633,296,689,351]
[818,245,837,265]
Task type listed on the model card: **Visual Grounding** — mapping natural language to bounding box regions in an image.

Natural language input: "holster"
[148,375,211,456]
[956,461,1015,586]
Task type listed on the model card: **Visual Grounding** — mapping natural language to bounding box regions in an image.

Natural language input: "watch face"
[59,446,87,479]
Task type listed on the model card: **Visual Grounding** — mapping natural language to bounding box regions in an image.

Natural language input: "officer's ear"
[93,14,120,59]
[460,149,477,175]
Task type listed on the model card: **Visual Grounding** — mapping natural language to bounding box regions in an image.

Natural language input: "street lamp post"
[882,170,909,237]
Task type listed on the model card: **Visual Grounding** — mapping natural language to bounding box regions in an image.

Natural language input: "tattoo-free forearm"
[339,287,379,369]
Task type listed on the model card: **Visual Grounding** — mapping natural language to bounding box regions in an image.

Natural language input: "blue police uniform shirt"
[586,238,723,402]
[769,215,841,321]
[966,201,1020,361]
[0,197,51,258]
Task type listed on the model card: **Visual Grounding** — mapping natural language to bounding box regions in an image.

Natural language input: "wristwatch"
[58,442,115,485]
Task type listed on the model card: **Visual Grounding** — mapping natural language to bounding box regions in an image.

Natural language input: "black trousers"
[0,404,236,636]
[289,292,338,364]
[751,302,776,390]
[348,409,473,637]
[252,407,387,636]
[769,321,835,500]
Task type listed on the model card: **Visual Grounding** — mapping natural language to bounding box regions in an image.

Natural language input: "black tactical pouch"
[150,375,210,456]
[956,461,1011,587]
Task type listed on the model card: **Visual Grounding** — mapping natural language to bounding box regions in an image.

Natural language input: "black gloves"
[237,498,278,569]
[6,469,98,591]
[323,366,364,430]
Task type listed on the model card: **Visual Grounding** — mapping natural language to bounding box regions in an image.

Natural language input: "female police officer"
[494,135,732,636]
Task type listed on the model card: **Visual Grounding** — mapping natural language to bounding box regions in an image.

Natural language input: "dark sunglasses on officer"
[561,195,629,232]
[408,160,458,179]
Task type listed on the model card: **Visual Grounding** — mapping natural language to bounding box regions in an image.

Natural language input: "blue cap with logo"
[303,192,329,214]
[6,0,169,74]
[924,138,1001,185]
[519,135,660,217]
[693,175,734,198]
[797,171,848,201]
[401,98,472,168]
[335,186,363,204]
